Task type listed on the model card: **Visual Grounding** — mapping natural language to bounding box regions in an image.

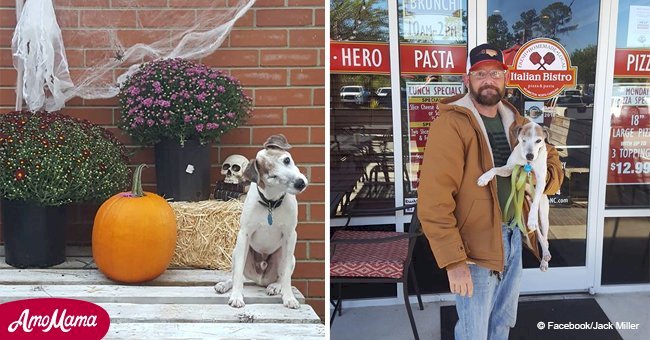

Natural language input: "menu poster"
[627,6,650,48]
[608,84,650,184]
[406,82,464,190]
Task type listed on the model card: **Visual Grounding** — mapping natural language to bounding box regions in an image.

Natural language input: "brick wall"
[0,0,325,318]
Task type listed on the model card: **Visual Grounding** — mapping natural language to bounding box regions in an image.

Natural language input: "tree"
[571,44,597,87]
[331,0,389,41]
[488,14,515,50]
[512,9,540,44]
[539,2,578,41]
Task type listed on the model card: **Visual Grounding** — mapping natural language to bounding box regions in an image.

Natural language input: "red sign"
[608,104,650,184]
[614,48,650,78]
[406,82,464,189]
[399,44,466,74]
[0,298,110,339]
[330,41,390,74]
[507,38,577,100]
[330,41,467,75]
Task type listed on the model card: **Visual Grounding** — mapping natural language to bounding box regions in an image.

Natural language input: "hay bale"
[168,200,242,270]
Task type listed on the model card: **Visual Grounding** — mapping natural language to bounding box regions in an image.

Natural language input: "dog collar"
[524,163,533,174]
[256,186,285,226]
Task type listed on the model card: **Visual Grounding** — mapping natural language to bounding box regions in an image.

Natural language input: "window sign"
[399,44,467,74]
[506,38,578,100]
[330,41,390,74]
[330,41,466,75]
[627,5,650,48]
[608,84,650,185]
[524,101,545,124]
[614,48,650,77]
[406,82,464,190]
[402,0,463,42]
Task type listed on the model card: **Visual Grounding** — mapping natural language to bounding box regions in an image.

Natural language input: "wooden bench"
[0,247,324,339]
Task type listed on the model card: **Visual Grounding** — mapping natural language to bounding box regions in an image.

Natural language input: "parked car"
[375,87,408,108]
[376,88,392,107]
[376,87,391,97]
[561,89,582,97]
[555,95,588,113]
[339,86,370,105]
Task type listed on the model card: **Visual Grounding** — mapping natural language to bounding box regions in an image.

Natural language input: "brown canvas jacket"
[417,93,564,272]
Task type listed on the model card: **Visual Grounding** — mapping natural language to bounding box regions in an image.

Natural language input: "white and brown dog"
[214,134,308,308]
[477,119,552,271]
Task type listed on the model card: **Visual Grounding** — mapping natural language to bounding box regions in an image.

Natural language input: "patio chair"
[330,205,424,340]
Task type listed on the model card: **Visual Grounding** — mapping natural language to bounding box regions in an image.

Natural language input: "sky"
[488,0,600,53]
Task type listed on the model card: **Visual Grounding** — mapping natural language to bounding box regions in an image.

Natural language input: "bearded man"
[417,43,564,340]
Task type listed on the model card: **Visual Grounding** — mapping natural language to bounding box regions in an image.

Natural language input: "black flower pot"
[1,200,67,268]
[154,138,211,201]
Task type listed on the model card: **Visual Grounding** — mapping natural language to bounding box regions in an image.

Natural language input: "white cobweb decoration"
[12,0,73,112]
[11,0,256,112]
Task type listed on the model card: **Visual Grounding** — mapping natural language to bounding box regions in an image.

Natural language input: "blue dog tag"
[524,163,533,173]
[267,212,273,225]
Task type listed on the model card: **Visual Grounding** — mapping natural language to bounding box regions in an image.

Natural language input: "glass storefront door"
[397,0,470,295]
[330,0,402,301]
[598,0,650,289]
[483,0,602,292]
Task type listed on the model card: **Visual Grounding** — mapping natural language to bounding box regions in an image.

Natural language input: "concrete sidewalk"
[330,292,650,340]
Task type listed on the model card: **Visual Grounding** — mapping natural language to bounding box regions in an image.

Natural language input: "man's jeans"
[454,224,523,340]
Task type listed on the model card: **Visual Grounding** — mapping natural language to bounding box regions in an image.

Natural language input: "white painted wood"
[0,285,305,304]
[0,255,321,335]
[105,322,326,339]
[0,268,232,286]
[97,303,321,324]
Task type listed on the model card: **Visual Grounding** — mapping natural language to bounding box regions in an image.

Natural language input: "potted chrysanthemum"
[0,111,130,268]
[118,58,252,201]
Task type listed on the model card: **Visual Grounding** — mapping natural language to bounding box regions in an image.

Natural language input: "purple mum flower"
[143,98,154,107]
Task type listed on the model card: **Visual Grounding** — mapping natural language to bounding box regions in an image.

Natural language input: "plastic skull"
[221,154,249,184]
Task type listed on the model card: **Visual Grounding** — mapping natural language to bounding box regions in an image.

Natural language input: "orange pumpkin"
[92,164,177,283]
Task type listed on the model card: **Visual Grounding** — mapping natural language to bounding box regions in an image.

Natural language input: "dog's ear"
[243,159,259,183]
[264,134,292,150]
[514,125,524,138]
[542,126,551,142]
